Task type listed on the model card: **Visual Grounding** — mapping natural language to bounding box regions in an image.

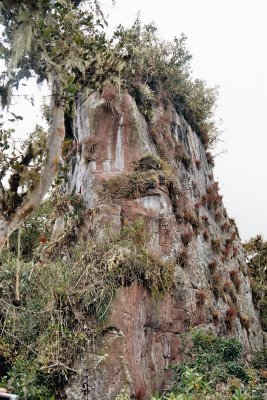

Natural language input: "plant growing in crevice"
[101,171,165,200]
[181,230,194,246]
[206,151,215,166]
[225,306,237,330]
[230,271,241,292]
[175,143,191,169]
[211,239,221,254]
[195,159,201,170]
[82,137,98,163]
[134,384,146,400]
[212,310,220,324]
[196,289,208,305]
[182,211,200,234]
[208,260,217,274]
[101,84,117,110]
[134,154,172,181]
[202,229,209,242]
[178,248,189,268]
[201,215,209,227]
[240,315,250,331]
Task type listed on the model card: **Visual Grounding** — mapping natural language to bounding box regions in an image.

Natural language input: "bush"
[166,331,266,400]
[226,362,249,383]
[252,347,267,370]
[115,17,219,148]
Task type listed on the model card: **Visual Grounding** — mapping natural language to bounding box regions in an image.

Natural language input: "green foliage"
[166,331,266,400]
[0,0,118,101]
[7,198,53,259]
[251,347,267,370]
[0,121,48,218]
[0,358,55,400]
[115,17,219,147]
[243,235,267,331]
[0,216,174,396]
[226,362,249,383]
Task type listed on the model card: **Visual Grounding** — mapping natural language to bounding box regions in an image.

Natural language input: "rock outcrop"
[64,90,263,399]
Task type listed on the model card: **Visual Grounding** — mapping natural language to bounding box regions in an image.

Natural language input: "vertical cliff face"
[64,90,263,399]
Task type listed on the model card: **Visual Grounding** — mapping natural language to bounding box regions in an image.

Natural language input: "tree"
[243,235,267,330]
[0,0,119,250]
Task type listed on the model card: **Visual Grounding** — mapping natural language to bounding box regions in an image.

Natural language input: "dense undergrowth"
[243,236,267,332]
[116,331,267,400]
[161,330,267,400]
[0,199,174,399]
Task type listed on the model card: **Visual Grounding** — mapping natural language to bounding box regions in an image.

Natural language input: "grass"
[0,218,174,398]
[101,162,171,201]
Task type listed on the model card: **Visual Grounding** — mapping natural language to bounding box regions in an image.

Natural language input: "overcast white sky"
[99,0,267,241]
[3,0,267,241]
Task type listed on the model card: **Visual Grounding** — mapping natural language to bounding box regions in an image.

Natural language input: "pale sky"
[100,0,267,241]
[3,0,267,241]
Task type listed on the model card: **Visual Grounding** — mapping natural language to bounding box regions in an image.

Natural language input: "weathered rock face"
[64,90,263,399]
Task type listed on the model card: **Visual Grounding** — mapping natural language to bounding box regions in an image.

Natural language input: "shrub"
[252,347,267,372]
[224,280,233,293]
[213,273,222,286]
[163,331,265,400]
[218,337,243,362]
[222,244,231,259]
[135,154,171,176]
[226,362,249,383]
